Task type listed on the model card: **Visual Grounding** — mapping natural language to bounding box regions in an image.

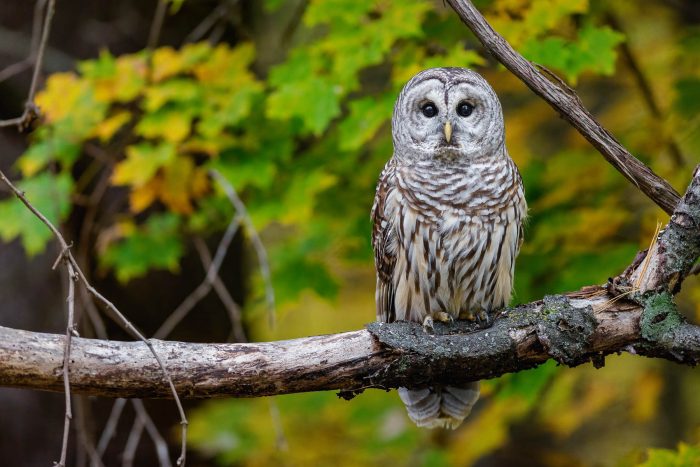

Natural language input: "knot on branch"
[535,295,598,367]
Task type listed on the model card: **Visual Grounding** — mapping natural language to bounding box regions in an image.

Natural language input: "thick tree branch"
[0,291,696,399]
[4,166,699,399]
[446,0,682,214]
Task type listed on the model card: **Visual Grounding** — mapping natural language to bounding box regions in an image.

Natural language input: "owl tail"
[398,382,480,429]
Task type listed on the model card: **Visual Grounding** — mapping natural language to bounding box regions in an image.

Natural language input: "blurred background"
[0,0,699,465]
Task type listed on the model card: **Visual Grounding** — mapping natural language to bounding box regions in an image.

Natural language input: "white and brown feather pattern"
[372,67,527,429]
[374,155,525,323]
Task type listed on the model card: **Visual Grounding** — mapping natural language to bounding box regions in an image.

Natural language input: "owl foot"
[476,309,492,329]
[459,309,476,321]
[422,315,435,334]
[433,311,453,323]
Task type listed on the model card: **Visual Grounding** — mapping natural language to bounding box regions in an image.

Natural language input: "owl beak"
[443,121,453,143]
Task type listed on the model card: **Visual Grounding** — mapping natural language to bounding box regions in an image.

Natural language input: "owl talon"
[422,316,435,333]
[460,309,476,321]
[476,310,492,328]
[434,311,453,323]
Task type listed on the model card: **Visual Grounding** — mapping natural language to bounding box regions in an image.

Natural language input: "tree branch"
[446,0,682,214]
[0,290,695,399]
[3,165,699,400]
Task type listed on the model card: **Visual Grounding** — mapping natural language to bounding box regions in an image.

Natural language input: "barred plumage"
[372,68,526,429]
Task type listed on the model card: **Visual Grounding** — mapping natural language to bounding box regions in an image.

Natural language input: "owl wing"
[371,161,398,323]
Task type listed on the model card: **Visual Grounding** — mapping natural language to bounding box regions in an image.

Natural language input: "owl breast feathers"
[371,67,526,429]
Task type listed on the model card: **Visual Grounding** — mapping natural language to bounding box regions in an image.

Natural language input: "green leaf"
[266,77,341,135]
[640,443,700,467]
[112,142,177,187]
[0,172,72,255]
[304,0,375,27]
[135,108,193,143]
[16,136,81,177]
[567,24,625,79]
[675,78,700,119]
[522,24,624,83]
[143,78,203,113]
[338,93,394,151]
[100,213,184,282]
[264,0,286,11]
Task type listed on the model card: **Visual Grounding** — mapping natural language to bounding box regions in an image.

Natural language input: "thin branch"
[183,2,230,45]
[192,236,247,343]
[121,415,145,467]
[74,396,105,467]
[445,0,682,215]
[0,0,55,130]
[96,398,128,459]
[0,169,188,466]
[153,215,242,339]
[147,0,169,52]
[132,400,173,467]
[210,170,276,327]
[55,259,76,467]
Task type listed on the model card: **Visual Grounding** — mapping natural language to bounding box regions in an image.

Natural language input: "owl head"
[392,67,505,161]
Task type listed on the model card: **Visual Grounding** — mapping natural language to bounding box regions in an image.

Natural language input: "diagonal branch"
[446,0,681,214]
[0,0,55,130]
[0,169,188,466]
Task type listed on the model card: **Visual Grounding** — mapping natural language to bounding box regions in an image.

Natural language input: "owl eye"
[421,102,438,118]
[457,101,474,117]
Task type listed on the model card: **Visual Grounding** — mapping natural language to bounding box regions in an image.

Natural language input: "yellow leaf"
[191,166,210,199]
[193,43,257,87]
[112,142,176,187]
[129,177,160,213]
[160,155,196,214]
[136,110,192,143]
[93,55,147,104]
[152,47,184,82]
[92,111,132,142]
[35,72,85,122]
[180,136,232,157]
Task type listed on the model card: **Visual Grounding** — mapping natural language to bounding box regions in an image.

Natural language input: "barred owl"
[371,68,527,429]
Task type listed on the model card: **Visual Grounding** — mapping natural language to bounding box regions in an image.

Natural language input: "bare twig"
[122,415,145,467]
[0,169,188,466]
[154,215,242,339]
[0,0,49,104]
[0,0,55,129]
[79,287,108,340]
[445,0,682,214]
[132,400,173,467]
[210,170,276,327]
[268,399,288,452]
[192,236,247,343]
[55,259,76,467]
[96,398,128,459]
[74,397,105,467]
[147,0,169,52]
[183,3,230,45]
